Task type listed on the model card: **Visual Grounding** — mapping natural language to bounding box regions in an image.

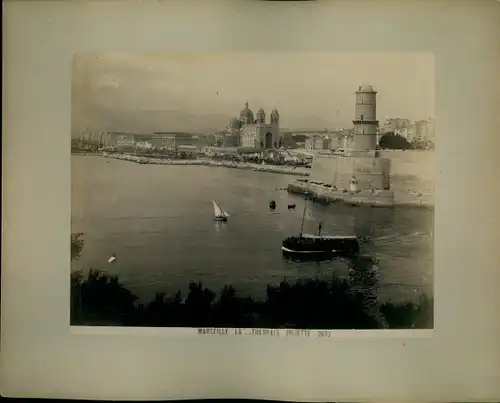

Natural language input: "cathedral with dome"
[216,102,282,149]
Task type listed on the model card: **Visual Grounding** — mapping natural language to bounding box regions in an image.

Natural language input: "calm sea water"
[71,155,434,303]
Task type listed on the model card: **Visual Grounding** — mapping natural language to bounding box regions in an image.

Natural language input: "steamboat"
[282,193,360,257]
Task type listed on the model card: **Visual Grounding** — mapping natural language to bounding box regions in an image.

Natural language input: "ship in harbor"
[212,200,230,222]
[282,194,360,258]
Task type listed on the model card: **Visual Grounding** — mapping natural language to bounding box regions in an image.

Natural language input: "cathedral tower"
[270,109,279,125]
[256,108,266,124]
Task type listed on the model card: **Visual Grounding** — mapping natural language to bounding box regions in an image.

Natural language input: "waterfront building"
[213,119,242,148]
[209,103,283,150]
[414,118,435,142]
[202,146,239,157]
[107,132,201,149]
[176,145,202,157]
[383,117,412,132]
[280,130,294,148]
[153,132,201,148]
[329,133,345,150]
[305,136,330,150]
[237,102,281,149]
[107,132,137,147]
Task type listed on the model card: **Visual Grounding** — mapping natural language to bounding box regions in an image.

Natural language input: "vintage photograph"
[71,52,435,330]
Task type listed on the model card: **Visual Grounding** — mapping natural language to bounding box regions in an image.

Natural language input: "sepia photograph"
[71,52,435,330]
[4,0,500,400]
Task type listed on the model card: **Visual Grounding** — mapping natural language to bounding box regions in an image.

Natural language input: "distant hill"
[72,106,234,134]
[72,105,339,135]
[286,116,332,131]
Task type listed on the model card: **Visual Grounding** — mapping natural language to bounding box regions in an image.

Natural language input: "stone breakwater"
[102,153,310,176]
[288,180,434,209]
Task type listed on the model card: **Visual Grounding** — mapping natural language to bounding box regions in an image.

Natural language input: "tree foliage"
[71,233,84,261]
[70,269,433,329]
[379,132,412,150]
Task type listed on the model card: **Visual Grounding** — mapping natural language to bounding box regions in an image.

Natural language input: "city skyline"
[72,52,435,134]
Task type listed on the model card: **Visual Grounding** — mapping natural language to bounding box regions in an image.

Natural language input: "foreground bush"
[70,269,433,329]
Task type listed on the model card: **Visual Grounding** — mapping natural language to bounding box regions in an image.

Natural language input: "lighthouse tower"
[308,83,392,195]
[351,84,379,156]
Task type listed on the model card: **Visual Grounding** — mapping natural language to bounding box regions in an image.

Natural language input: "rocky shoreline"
[100,152,310,176]
[288,179,434,209]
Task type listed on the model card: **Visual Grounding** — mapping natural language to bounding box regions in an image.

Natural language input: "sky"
[72,52,435,133]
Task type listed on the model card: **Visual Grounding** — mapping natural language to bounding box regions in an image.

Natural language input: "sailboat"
[281,195,360,257]
[212,200,230,222]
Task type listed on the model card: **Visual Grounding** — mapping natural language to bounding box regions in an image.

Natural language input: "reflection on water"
[213,221,226,233]
[72,155,433,304]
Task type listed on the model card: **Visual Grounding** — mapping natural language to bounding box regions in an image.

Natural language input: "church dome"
[240,102,254,122]
[357,83,376,92]
[229,117,241,129]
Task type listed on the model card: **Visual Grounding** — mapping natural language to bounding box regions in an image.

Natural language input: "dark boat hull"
[213,217,228,222]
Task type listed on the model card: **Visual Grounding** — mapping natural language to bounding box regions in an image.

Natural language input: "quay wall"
[379,150,436,182]
[308,149,435,197]
[380,150,435,196]
[100,153,310,176]
[288,180,396,208]
[288,179,433,209]
[309,154,390,191]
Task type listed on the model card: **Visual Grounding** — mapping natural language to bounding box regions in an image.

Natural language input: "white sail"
[212,200,223,216]
[212,200,229,218]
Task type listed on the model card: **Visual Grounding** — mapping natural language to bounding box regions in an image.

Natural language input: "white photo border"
[2,0,500,401]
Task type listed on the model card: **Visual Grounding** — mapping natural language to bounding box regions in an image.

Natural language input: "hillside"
[72,105,338,135]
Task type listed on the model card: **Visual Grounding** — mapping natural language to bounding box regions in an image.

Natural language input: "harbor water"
[71,155,434,304]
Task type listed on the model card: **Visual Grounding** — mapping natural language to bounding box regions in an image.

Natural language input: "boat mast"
[299,192,308,237]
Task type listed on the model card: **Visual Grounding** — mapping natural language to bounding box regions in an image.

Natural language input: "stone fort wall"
[309,154,390,190]
[378,150,436,182]
[309,150,435,190]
